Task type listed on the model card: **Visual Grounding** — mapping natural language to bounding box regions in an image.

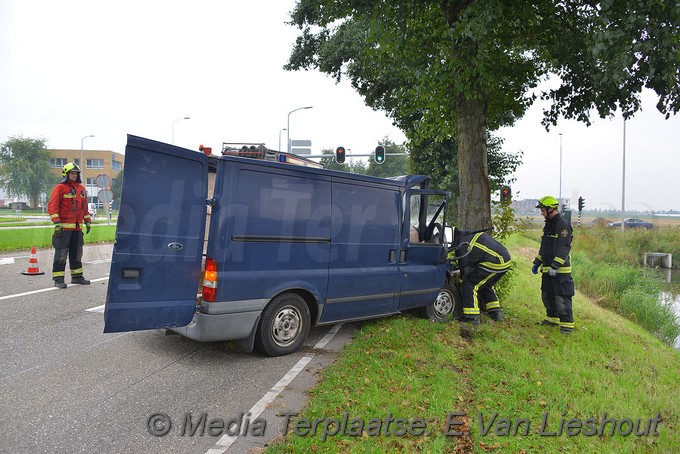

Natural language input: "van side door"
[104,135,208,333]
[321,180,401,322]
[398,190,449,311]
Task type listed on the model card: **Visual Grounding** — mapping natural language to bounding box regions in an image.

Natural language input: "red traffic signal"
[335,146,346,164]
[500,185,511,203]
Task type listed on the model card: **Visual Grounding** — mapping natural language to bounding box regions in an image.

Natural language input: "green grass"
[0,225,117,252]
[268,235,680,453]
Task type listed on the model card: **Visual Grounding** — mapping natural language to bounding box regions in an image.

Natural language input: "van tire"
[255,293,311,356]
[422,282,460,322]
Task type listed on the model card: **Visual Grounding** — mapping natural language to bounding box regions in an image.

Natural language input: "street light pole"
[559,133,563,212]
[80,134,95,197]
[287,106,313,153]
[278,128,287,151]
[172,116,190,144]
[621,119,626,232]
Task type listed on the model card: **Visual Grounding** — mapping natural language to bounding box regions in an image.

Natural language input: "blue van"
[104,136,460,356]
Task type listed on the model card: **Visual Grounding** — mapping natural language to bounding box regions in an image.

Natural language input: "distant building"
[47,149,124,207]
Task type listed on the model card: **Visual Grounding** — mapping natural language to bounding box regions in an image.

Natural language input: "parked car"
[607,218,653,229]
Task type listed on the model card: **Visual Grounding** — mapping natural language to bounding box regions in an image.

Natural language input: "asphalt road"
[0,243,354,453]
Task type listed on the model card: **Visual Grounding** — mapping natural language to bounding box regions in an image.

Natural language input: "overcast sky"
[1,1,678,211]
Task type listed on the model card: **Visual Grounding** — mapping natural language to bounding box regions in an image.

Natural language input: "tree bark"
[456,95,491,230]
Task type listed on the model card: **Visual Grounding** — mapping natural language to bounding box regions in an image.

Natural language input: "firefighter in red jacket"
[455,229,513,325]
[48,162,92,288]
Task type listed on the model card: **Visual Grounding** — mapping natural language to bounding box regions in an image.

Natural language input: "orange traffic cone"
[21,246,45,276]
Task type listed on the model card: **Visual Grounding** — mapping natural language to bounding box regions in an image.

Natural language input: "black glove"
[85,223,91,234]
[54,224,63,238]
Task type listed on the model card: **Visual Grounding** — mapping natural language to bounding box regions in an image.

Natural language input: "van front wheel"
[255,293,311,356]
[422,282,460,322]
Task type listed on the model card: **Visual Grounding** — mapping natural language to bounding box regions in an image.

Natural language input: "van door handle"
[399,250,406,263]
[389,250,396,263]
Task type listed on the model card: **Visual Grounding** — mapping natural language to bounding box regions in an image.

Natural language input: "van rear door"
[104,135,208,333]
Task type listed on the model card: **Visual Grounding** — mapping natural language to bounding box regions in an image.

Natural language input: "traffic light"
[335,146,346,164]
[374,145,385,164]
[578,196,585,211]
[500,185,511,203]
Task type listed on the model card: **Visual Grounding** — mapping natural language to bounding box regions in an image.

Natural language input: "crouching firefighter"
[532,196,575,334]
[48,162,92,289]
[453,229,513,325]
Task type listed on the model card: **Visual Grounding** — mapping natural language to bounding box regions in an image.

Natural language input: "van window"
[332,182,400,245]
[409,193,446,244]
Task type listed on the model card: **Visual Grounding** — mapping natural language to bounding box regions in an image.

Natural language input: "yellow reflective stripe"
[463,308,480,315]
[50,213,59,219]
[548,317,560,324]
[535,255,542,261]
[554,257,566,265]
[70,268,84,275]
[472,272,496,312]
[60,223,77,228]
[470,232,510,269]
[548,234,558,238]
[480,260,513,271]
[52,271,65,277]
[63,193,76,199]
[541,266,572,273]
[83,215,91,221]
[485,301,501,310]
[560,322,575,329]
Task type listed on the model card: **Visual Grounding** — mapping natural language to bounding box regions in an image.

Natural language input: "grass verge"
[268,235,679,453]
[0,226,117,252]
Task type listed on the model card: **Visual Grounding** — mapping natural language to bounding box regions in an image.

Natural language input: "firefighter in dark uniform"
[48,162,92,289]
[532,196,575,334]
[455,229,513,325]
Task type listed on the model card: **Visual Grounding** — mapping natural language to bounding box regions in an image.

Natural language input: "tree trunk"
[456,95,491,231]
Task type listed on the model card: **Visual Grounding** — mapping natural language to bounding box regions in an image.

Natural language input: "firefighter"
[455,229,513,325]
[48,162,92,289]
[532,196,575,334]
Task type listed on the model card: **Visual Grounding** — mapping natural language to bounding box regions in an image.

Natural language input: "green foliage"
[364,137,408,178]
[286,0,680,229]
[0,136,55,208]
[111,169,123,203]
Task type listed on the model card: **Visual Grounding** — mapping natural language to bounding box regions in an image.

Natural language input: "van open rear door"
[104,135,208,333]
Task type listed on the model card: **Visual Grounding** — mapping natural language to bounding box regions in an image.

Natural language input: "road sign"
[291,148,312,155]
[291,140,311,146]
[95,174,111,188]
[98,188,114,203]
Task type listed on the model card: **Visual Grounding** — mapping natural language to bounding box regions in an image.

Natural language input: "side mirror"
[444,226,454,250]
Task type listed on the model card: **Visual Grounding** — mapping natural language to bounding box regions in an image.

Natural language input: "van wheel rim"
[272,307,301,347]
[434,291,453,317]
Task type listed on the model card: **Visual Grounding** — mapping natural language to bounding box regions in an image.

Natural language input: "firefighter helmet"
[536,196,559,209]
[62,162,81,177]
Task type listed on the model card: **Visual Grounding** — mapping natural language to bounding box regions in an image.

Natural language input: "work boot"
[560,328,573,335]
[71,276,90,285]
[487,310,503,322]
[54,279,67,289]
[538,319,559,327]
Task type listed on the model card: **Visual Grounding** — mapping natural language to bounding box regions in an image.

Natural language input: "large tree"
[285,0,680,229]
[0,136,54,208]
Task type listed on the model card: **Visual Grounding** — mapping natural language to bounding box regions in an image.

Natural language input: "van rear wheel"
[422,282,460,322]
[255,293,310,356]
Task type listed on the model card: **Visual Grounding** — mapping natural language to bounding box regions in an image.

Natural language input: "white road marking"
[0,258,15,265]
[87,304,105,313]
[206,323,344,453]
[0,276,109,302]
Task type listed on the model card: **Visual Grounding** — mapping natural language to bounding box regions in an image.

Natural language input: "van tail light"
[202,257,218,302]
